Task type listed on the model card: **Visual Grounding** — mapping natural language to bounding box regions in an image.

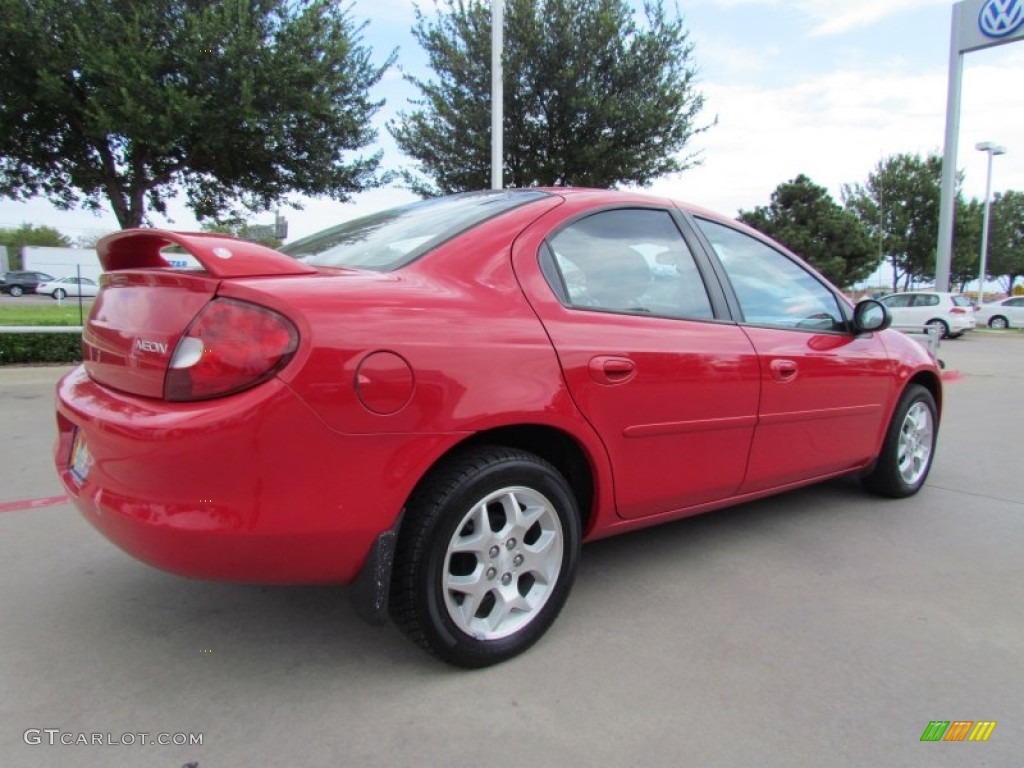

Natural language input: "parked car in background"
[878,291,976,338]
[55,188,943,668]
[0,270,55,296]
[36,276,99,300]
[974,296,1024,329]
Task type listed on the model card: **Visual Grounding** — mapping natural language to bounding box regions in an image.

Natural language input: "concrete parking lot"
[1,332,1022,768]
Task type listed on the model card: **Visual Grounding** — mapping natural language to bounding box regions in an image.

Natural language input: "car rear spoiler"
[97,229,317,278]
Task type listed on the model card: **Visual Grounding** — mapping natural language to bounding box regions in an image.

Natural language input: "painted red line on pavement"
[0,495,70,514]
[941,370,963,382]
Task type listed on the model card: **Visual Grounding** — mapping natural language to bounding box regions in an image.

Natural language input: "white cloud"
[696,32,782,77]
[698,0,951,36]
[649,45,1024,217]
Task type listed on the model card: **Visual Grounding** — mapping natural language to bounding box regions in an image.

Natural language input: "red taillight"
[164,298,298,401]
[950,308,967,314]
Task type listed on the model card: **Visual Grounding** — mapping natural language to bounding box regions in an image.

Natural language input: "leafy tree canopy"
[0,0,394,228]
[391,0,713,194]
[201,217,283,249]
[738,174,878,288]
[0,223,72,270]
[842,153,953,293]
[985,190,1024,294]
[950,197,982,293]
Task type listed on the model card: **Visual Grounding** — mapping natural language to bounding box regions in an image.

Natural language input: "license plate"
[70,432,93,485]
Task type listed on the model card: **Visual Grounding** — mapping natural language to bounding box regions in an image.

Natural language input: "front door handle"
[769,358,798,382]
[588,356,636,385]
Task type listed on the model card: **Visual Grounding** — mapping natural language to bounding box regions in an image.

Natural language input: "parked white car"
[975,296,1024,329]
[36,276,100,300]
[878,291,976,338]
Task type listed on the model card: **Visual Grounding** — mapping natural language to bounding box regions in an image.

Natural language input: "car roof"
[880,291,961,297]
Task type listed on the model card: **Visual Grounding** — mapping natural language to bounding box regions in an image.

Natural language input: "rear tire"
[925,319,949,338]
[862,384,937,498]
[389,445,581,668]
[9,285,24,297]
[989,316,1009,330]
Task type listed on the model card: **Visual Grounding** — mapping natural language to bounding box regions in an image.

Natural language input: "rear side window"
[913,294,940,307]
[881,295,910,308]
[951,295,973,308]
[282,190,550,271]
[543,208,713,319]
[696,218,844,332]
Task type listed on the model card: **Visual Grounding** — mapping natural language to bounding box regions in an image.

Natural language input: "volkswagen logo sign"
[979,0,1024,38]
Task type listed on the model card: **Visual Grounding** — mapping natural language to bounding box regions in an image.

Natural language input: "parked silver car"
[975,296,1024,329]
[878,292,975,338]
[36,276,99,300]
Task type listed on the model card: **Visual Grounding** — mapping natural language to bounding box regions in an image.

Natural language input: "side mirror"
[852,299,891,333]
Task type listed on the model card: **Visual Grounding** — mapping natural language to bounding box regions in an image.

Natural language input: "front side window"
[914,294,940,307]
[543,209,713,319]
[696,218,844,332]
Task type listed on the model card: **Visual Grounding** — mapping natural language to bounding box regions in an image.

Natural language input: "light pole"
[490,0,503,190]
[975,141,1006,306]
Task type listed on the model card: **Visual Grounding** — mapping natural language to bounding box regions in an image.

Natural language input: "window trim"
[538,204,732,323]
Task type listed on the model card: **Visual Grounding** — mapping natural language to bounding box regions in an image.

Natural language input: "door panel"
[739,327,893,491]
[692,217,894,491]
[543,314,760,518]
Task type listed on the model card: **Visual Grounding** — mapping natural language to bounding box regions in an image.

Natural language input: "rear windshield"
[281,190,551,271]
[952,295,973,307]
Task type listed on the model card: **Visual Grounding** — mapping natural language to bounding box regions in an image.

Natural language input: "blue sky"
[1,0,1021,245]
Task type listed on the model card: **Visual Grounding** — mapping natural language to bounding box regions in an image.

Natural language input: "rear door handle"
[769,358,798,382]
[588,356,636,384]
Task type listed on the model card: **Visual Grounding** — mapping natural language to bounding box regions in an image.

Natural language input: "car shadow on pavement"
[38,476,896,680]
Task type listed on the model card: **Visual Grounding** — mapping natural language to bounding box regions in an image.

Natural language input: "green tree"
[950,197,982,293]
[985,190,1024,294]
[843,153,949,293]
[0,223,71,270]
[738,174,878,288]
[0,0,393,229]
[201,217,283,249]
[391,0,712,194]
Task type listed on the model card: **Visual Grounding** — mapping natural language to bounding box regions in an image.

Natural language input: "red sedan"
[55,188,941,667]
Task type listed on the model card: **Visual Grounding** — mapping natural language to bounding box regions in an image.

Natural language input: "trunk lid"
[84,229,314,398]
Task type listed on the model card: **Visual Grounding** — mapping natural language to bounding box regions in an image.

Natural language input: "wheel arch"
[351,422,600,626]
[908,370,942,418]
[453,424,596,533]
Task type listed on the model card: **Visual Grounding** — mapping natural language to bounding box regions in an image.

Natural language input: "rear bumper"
[55,366,436,584]
[949,315,976,333]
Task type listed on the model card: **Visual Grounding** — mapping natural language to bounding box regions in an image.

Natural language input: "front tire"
[862,384,938,498]
[52,289,67,300]
[9,285,24,297]
[390,446,581,668]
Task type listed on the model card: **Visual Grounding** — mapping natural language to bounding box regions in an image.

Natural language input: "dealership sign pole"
[936,0,1024,291]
